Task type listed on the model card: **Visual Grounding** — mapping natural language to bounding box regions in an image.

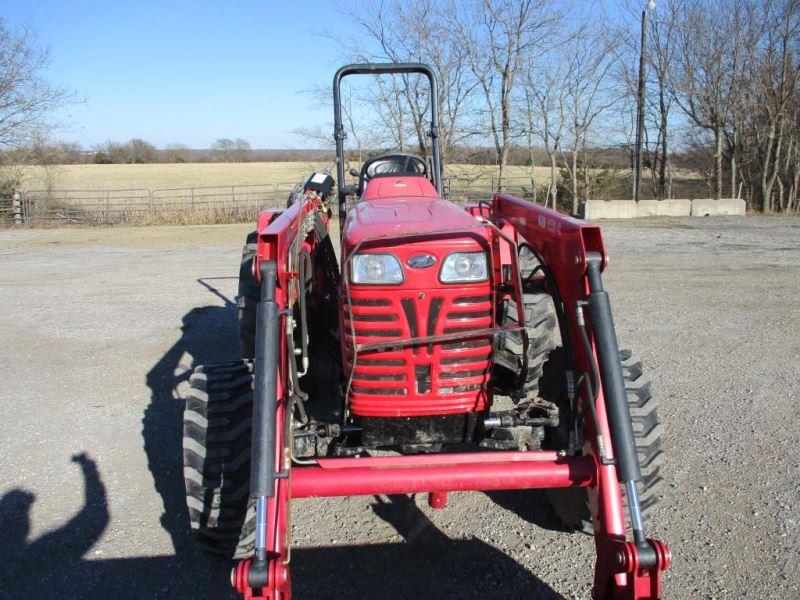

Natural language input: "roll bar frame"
[332,63,443,230]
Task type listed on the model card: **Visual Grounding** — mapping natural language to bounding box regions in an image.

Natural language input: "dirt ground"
[1,216,798,599]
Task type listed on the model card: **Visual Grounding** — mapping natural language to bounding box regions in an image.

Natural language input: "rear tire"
[183,360,255,558]
[541,348,664,531]
[237,232,259,359]
[495,291,558,398]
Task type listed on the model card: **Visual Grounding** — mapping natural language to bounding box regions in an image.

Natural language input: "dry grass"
[17,162,553,192]
[18,162,328,191]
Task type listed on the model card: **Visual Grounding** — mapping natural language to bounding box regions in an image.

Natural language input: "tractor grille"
[344,291,493,417]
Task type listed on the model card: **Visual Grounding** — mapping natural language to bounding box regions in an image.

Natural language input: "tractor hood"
[343,193,487,249]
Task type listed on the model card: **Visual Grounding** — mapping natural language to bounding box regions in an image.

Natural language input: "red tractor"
[182,64,669,599]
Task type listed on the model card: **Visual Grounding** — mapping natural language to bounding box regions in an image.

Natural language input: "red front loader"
[181,63,669,599]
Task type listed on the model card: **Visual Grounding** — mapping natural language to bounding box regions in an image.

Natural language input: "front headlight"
[440,251,488,283]
[351,253,404,284]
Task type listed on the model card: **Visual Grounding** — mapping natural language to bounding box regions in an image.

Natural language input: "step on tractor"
[182,63,669,599]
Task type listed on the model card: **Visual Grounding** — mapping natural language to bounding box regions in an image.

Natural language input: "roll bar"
[332,63,443,230]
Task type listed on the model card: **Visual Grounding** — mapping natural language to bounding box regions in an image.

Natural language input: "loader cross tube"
[333,63,443,230]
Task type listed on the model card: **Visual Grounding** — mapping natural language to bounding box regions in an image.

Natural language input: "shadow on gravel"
[293,494,566,599]
[143,286,240,552]
[0,451,237,599]
[139,278,241,596]
[485,489,573,533]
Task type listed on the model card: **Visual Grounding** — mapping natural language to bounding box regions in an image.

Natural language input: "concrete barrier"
[580,200,638,220]
[690,198,746,216]
[580,198,746,219]
[636,199,691,217]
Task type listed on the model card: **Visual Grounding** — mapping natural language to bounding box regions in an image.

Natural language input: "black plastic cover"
[304,172,335,197]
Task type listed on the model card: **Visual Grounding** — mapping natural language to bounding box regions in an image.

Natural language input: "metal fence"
[2,183,293,226]
[444,176,542,202]
[1,176,548,227]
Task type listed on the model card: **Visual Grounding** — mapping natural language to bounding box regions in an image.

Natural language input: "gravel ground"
[0,216,798,599]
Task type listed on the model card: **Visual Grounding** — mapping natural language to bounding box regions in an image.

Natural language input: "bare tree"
[210,138,234,162]
[673,0,749,199]
[91,138,156,163]
[748,0,799,212]
[560,24,620,212]
[128,138,157,163]
[456,0,564,190]
[0,20,71,150]
[292,82,384,165]
[163,143,190,163]
[646,1,681,199]
[232,138,251,162]
[339,0,476,165]
[522,60,568,209]
[0,19,73,194]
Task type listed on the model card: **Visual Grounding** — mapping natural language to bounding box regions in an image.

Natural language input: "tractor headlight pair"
[351,251,487,284]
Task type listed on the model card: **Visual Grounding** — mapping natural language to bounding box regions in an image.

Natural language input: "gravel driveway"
[0,216,798,599]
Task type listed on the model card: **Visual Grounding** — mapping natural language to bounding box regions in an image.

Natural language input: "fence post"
[12,192,22,226]
[105,191,111,224]
[191,187,195,211]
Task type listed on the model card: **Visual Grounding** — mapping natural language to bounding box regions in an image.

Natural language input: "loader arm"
[492,193,670,599]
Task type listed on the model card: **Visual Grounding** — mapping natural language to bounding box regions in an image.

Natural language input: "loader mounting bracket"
[594,538,671,600]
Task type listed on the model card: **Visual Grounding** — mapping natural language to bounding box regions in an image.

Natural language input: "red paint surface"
[291,454,595,498]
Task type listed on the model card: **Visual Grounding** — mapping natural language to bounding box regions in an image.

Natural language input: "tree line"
[90,137,252,164]
[1,138,334,166]
[325,0,799,213]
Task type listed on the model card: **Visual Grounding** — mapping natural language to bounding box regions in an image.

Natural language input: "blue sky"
[3,1,353,148]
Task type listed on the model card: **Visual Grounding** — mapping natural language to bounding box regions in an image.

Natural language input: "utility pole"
[634,1,656,203]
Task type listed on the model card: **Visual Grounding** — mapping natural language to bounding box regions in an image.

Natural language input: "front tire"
[541,348,664,530]
[182,360,255,558]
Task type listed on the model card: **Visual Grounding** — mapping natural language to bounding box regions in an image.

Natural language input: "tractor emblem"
[407,254,436,269]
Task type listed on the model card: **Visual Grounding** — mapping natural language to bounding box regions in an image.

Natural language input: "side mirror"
[349,168,360,178]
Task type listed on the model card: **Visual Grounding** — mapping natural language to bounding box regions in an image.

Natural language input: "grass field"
[18,162,555,192]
